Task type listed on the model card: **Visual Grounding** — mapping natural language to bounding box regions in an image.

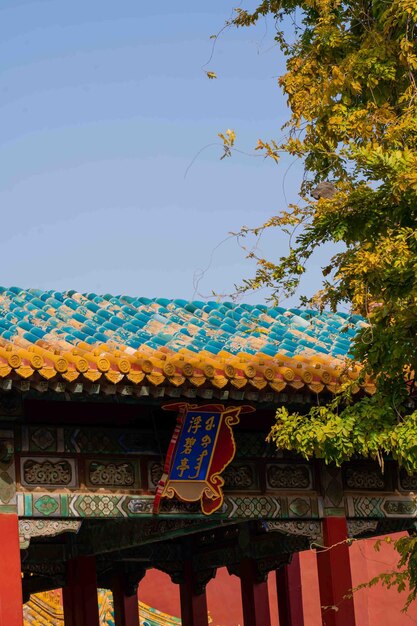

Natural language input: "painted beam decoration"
[154,403,253,515]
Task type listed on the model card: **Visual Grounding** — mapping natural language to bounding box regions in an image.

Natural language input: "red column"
[112,575,140,626]
[239,559,271,626]
[0,513,23,626]
[62,556,100,626]
[276,553,304,626]
[316,517,356,626]
[179,561,209,626]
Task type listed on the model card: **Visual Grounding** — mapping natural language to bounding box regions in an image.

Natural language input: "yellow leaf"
[226,128,236,145]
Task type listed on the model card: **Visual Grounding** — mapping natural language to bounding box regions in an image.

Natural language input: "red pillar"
[317,517,356,626]
[0,513,23,626]
[179,561,209,626]
[112,575,140,626]
[276,553,304,626]
[239,559,271,626]
[62,556,100,626]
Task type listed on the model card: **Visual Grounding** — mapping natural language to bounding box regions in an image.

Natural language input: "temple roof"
[0,287,372,397]
[24,590,181,625]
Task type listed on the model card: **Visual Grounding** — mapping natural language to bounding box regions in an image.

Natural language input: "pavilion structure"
[0,287,416,626]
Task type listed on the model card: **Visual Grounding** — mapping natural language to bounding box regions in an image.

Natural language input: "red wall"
[139,534,417,625]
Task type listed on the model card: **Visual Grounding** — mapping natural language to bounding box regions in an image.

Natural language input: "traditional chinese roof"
[23,590,181,625]
[0,287,372,398]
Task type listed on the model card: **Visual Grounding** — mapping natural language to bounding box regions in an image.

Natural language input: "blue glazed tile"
[0,287,366,362]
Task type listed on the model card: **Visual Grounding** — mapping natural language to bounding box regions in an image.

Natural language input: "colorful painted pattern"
[16,491,320,520]
[23,590,181,625]
[0,287,371,394]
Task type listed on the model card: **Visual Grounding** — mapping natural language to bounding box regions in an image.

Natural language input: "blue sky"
[0,0,329,304]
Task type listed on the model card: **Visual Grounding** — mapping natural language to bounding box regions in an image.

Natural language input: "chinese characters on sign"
[154,403,253,515]
[170,411,221,481]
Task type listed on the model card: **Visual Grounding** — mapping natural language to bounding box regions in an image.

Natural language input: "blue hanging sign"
[153,403,254,515]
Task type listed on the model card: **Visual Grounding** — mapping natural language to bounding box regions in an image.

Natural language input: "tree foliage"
[224,0,417,604]
[227,0,417,466]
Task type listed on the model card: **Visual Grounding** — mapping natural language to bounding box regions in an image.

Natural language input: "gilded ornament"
[263,367,275,381]
[320,370,332,384]
[301,369,313,383]
[118,358,131,374]
[203,364,215,378]
[16,365,33,378]
[267,464,311,490]
[105,371,123,384]
[169,375,186,387]
[282,368,295,382]
[149,462,163,487]
[55,357,68,373]
[383,500,417,516]
[97,357,110,372]
[127,371,145,384]
[141,359,153,373]
[23,459,72,485]
[212,376,228,388]
[189,376,205,387]
[244,364,256,378]
[269,381,287,392]
[88,461,135,487]
[62,371,79,382]
[163,362,176,377]
[249,378,267,390]
[231,378,247,389]
[75,357,89,372]
[39,366,57,379]
[83,369,101,382]
[30,354,43,369]
[224,364,236,379]
[0,365,11,378]
[399,470,417,491]
[223,464,255,489]
[344,467,384,490]
[8,353,21,368]
[182,362,194,377]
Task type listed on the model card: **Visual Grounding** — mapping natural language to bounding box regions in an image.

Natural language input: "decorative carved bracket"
[263,520,323,545]
[154,549,217,594]
[153,560,184,585]
[194,568,217,595]
[228,554,291,583]
[105,564,146,597]
[19,519,82,549]
[347,520,378,538]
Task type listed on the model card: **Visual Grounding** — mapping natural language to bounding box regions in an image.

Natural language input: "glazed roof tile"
[24,591,181,625]
[0,287,371,396]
